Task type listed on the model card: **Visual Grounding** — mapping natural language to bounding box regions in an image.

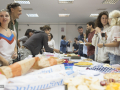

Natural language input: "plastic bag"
[5,70,78,90]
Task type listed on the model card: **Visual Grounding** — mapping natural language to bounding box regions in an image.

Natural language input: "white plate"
[60,57,71,61]
[80,43,86,45]
[75,65,91,67]
[79,70,100,76]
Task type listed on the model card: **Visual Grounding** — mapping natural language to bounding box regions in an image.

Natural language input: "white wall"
[66,25,86,51]
[18,23,86,51]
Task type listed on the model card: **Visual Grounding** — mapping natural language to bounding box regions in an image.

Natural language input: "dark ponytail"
[40,27,43,30]
[61,35,65,39]
[6,3,21,13]
[40,25,51,31]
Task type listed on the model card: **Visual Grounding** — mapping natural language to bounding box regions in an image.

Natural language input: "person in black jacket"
[20,25,59,60]
[72,37,79,54]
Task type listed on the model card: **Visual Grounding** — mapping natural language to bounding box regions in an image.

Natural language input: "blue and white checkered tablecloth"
[88,65,120,73]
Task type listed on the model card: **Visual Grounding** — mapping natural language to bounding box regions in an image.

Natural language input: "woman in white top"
[0,9,17,66]
[98,10,120,64]
[48,33,55,49]
[92,11,111,63]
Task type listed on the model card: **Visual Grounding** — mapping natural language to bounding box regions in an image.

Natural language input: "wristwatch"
[103,43,105,47]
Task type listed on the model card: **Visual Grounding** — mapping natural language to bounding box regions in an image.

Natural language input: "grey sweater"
[23,31,53,56]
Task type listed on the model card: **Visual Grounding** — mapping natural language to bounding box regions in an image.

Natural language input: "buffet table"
[45,57,104,90]
[1,55,119,90]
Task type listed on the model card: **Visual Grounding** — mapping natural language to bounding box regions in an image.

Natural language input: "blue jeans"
[88,54,94,61]
[78,50,83,56]
[108,53,120,65]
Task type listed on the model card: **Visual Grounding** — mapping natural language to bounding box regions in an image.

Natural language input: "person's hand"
[84,38,87,42]
[85,42,90,46]
[54,49,60,53]
[79,40,83,43]
[95,27,101,34]
[76,41,79,44]
[11,52,17,59]
[105,32,108,40]
[2,60,9,66]
[73,50,76,52]
[74,51,78,53]
[68,40,72,43]
[97,43,103,48]
[83,33,86,38]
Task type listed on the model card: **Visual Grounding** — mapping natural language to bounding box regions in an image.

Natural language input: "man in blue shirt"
[78,26,84,56]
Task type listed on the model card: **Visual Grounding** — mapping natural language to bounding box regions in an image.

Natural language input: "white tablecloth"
[45,57,104,90]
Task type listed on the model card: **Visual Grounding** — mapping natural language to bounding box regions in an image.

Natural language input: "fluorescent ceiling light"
[59,0,74,3]
[14,0,30,4]
[26,14,39,17]
[102,0,119,4]
[59,14,70,17]
[90,14,99,17]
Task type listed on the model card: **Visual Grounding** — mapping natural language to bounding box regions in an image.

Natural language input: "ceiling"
[0,0,120,24]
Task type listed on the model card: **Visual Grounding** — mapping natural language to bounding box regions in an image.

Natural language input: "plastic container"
[112,64,120,70]
[63,63,74,70]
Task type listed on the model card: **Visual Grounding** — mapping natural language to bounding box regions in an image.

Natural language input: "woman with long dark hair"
[92,11,111,63]
[98,10,120,64]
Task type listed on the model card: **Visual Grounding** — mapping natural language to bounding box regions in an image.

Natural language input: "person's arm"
[92,34,98,46]
[61,40,69,47]
[85,37,93,46]
[67,40,72,47]
[18,40,21,48]
[85,42,92,46]
[11,31,17,59]
[75,48,79,53]
[76,49,79,52]
[92,27,101,46]
[53,40,55,49]
[0,56,9,66]
[43,34,59,53]
[98,26,120,48]
[83,33,87,42]
[19,36,28,42]
[72,43,75,52]
[72,46,74,52]
[97,42,119,48]
[84,38,87,43]
[18,36,28,48]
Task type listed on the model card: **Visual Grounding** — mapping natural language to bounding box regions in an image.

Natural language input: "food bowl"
[63,63,74,70]
[112,64,120,70]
